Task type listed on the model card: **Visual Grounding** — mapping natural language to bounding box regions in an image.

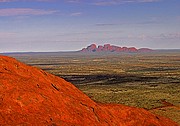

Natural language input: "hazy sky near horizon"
[0,0,180,52]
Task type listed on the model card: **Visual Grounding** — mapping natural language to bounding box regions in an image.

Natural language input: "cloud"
[70,12,82,16]
[0,8,57,16]
[125,32,180,41]
[94,1,119,6]
[157,33,180,39]
[0,0,14,2]
[93,0,161,6]
[137,0,160,2]
[0,0,52,2]
[0,0,161,5]
[95,23,118,26]
[65,0,81,3]
[95,18,160,27]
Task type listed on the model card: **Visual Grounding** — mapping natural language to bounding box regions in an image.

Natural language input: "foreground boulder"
[0,56,177,125]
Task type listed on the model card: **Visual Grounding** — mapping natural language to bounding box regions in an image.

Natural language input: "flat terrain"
[4,51,180,124]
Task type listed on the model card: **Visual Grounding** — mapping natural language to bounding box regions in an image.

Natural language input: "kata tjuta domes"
[0,55,178,125]
[80,44,153,53]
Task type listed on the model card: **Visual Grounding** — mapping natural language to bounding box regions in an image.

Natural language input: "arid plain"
[6,51,180,124]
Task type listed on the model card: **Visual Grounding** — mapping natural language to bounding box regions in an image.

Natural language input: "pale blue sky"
[0,0,180,52]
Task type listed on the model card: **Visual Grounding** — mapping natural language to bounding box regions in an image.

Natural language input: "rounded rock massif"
[80,44,153,53]
[0,55,178,125]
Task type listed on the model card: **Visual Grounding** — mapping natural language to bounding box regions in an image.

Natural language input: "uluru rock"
[80,44,153,53]
[0,55,177,125]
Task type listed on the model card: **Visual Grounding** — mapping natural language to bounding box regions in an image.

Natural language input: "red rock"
[128,47,138,53]
[121,47,128,52]
[87,44,97,52]
[103,44,111,51]
[80,44,153,53]
[111,46,118,52]
[0,56,177,125]
[115,47,122,52]
[138,48,153,52]
[96,45,104,52]
[81,48,88,52]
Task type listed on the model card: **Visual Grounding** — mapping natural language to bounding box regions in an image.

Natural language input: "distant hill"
[80,44,153,53]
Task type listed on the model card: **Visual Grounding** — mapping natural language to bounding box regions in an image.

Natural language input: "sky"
[0,0,180,52]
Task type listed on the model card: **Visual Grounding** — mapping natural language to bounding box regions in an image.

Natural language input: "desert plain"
[5,50,180,124]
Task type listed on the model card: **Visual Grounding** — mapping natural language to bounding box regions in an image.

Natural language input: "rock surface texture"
[81,44,153,53]
[0,55,178,125]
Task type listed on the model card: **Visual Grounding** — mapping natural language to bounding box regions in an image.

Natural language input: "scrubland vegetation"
[9,51,180,124]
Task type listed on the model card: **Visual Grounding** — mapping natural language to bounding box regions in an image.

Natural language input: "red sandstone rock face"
[0,56,177,126]
[80,44,153,53]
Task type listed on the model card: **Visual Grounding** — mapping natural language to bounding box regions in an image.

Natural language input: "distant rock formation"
[80,44,153,53]
[0,55,177,125]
